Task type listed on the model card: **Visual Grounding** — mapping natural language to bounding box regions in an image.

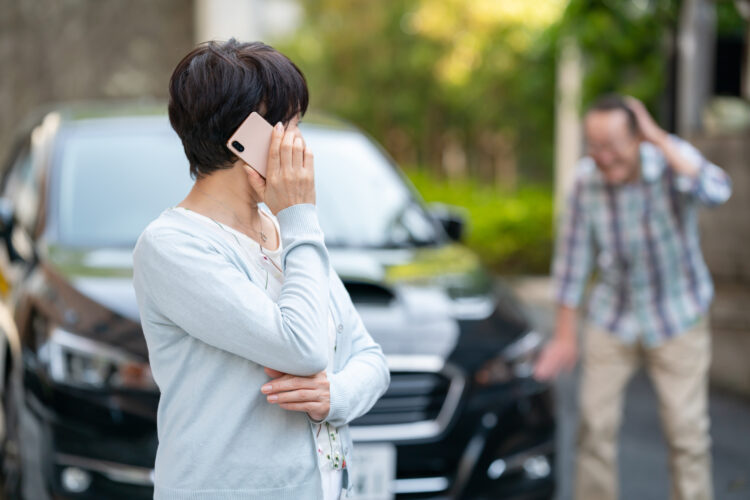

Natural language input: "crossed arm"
[262,271,391,425]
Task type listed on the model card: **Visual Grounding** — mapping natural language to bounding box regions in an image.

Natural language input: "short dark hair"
[586,93,638,135]
[168,39,309,179]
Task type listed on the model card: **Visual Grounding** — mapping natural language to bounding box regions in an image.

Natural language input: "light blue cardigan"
[132,203,390,500]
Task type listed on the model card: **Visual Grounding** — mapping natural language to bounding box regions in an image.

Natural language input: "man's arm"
[657,135,732,206]
[534,304,579,380]
[627,97,732,206]
[534,175,593,380]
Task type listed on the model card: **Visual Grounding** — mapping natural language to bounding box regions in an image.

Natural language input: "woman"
[132,39,390,500]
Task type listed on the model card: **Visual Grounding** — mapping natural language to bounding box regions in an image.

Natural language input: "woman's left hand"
[261,367,330,422]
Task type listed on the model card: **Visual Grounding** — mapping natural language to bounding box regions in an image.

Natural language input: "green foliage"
[560,0,681,113]
[274,1,705,274]
[276,0,690,182]
[716,0,746,36]
[276,0,562,183]
[405,169,554,274]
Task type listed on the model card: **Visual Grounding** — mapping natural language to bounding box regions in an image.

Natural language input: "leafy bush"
[276,0,562,184]
[405,169,554,275]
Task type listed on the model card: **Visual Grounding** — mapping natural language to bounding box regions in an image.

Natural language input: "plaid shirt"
[552,136,732,346]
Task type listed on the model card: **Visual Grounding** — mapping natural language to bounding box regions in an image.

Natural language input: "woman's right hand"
[243,122,315,215]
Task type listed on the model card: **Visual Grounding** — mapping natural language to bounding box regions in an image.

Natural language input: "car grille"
[351,371,452,426]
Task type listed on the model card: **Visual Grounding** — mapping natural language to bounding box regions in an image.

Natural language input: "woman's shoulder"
[136,208,193,245]
[133,208,228,261]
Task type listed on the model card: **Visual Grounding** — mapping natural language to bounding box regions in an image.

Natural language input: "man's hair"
[168,39,309,179]
[586,93,638,135]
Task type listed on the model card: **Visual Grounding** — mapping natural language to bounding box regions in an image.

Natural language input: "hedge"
[405,169,554,275]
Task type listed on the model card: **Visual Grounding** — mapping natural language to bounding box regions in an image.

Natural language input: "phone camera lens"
[231,141,245,152]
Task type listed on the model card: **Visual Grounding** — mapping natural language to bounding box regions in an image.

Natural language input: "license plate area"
[348,443,396,500]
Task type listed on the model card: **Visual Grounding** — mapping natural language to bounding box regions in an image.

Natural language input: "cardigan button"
[337,324,343,333]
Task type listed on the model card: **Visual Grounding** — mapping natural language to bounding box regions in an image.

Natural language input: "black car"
[0,103,555,500]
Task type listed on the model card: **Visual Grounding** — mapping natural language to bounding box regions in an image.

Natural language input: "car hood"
[45,242,528,360]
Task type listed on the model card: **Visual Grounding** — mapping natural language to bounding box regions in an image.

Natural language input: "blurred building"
[673,0,750,398]
[194,0,301,44]
[0,0,301,159]
[0,0,190,155]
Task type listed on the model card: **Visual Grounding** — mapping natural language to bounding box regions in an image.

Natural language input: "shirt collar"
[582,141,665,186]
[639,141,665,183]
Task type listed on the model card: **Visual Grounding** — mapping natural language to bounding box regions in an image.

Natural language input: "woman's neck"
[178,163,265,238]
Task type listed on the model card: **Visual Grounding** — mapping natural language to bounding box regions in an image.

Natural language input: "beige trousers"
[575,320,713,500]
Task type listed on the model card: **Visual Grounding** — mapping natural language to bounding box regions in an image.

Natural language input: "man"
[534,94,731,500]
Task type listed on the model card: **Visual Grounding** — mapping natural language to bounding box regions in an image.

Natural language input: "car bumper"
[17,376,155,500]
[354,378,556,499]
[18,373,554,500]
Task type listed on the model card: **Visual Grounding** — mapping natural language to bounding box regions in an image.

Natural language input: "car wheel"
[0,362,22,499]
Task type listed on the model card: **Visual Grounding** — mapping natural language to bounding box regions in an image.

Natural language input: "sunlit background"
[0,0,748,498]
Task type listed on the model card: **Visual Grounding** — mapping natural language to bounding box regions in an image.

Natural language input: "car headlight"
[474,330,544,386]
[37,327,156,391]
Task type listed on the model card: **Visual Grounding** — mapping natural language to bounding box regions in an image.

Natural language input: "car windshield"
[53,117,441,248]
[301,125,439,248]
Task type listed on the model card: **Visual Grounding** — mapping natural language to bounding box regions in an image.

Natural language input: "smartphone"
[226,111,274,178]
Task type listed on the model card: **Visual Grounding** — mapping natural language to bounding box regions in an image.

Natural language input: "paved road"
[508,277,750,500]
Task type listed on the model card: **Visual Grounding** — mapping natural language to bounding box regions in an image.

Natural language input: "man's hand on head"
[625,96,669,147]
[626,96,702,178]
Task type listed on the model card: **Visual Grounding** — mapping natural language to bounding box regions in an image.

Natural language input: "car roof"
[37,100,356,133]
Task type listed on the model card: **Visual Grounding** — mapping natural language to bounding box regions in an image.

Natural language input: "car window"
[54,121,194,247]
[53,119,440,248]
[303,126,440,248]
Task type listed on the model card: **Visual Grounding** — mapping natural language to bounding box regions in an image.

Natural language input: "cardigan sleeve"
[132,204,330,376]
[324,271,391,427]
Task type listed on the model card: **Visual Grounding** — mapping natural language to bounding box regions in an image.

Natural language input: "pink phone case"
[226,111,274,178]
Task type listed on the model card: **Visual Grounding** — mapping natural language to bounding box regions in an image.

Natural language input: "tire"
[0,351,22,500]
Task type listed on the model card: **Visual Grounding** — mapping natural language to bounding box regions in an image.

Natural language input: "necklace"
[192,187,268,243]
[178,204,284,276]
[211,216,284,276]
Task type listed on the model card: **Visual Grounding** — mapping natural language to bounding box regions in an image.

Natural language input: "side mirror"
[0,197,24,263]
[428,202,467,242]
[0,197,14,233]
